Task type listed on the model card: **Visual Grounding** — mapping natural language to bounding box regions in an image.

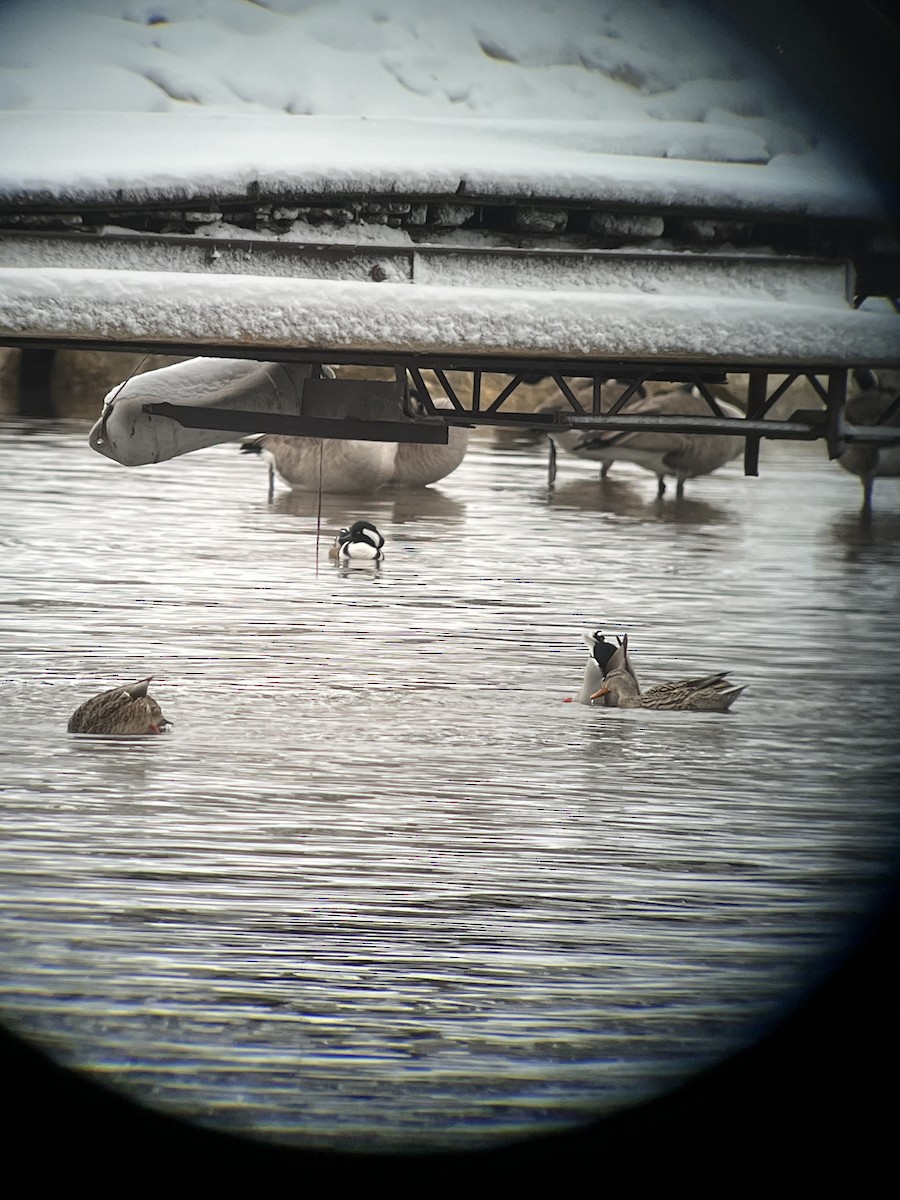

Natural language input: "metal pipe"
[142,403,450,444]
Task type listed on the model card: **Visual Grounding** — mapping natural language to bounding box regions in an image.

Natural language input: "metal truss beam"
[2,337,897,472]
[121,362,900,479]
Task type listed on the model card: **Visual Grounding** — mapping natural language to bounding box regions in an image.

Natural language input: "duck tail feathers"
[684,671,731,687]
[720,684,746,710]
[124,678,152,699]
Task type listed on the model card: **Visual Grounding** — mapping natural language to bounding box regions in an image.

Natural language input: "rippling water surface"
[1,418,899,1153]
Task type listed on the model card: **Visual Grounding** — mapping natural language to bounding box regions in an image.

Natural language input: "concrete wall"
[0,348,185,418]
[0,348,19,414]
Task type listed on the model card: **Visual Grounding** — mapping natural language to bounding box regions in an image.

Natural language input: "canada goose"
[67,678,172,735]
[541,384,744,497]
[580,633,745,711]
[242,384,468,494]
[241,433,397,494]
[329,520,385,562]
[389,391,470,486]
[838,370,900,513]
[536,378,646,482]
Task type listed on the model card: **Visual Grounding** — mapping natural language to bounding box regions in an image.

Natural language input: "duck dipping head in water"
[329,520,385,563]
[579,631,745,712]
[575,630,634,704]
[67,677,172,735]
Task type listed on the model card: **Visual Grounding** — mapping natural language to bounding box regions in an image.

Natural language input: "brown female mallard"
[581,632,745,711]
[593,668,745,711]
[67,678,172,735]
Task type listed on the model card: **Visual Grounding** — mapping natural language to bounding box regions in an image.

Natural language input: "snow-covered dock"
[1,112,897,368]
[0,4,897,467]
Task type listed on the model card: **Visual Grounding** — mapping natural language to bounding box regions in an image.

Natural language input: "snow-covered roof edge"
[0,113,887,221]
[2,266,897,366]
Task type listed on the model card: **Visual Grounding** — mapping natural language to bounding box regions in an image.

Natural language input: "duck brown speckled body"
[594,668,745,711]
[67,678,172,735]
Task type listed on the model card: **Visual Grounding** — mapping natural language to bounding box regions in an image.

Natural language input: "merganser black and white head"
[329,520,385,563]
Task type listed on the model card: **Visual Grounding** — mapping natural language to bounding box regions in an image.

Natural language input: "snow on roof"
[0,111,882,219]
[0,0,805,126]
[0,0,884,218]
[1,1,895,365]
[2,265,897,365]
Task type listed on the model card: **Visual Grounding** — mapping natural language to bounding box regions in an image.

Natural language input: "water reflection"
[828,508,900,564]
[544,474,735,525]
[270,483,467,526]
[0,422,898,1155]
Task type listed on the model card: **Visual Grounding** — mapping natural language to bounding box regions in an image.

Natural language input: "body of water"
[1,418,898,1153]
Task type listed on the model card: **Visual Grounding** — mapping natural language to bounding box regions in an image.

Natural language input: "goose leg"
[675,477,686,499]
[268,461,275,504]
[547,438,557,488]
[600,462,612,479]
[861,475,874,516]
[656,475,666,499]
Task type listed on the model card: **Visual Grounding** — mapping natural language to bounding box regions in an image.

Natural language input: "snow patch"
[2,266,897,363]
